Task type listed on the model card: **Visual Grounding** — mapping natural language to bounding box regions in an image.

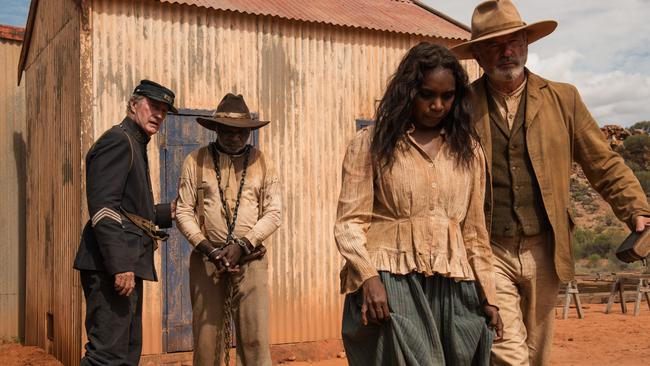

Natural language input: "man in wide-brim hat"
[175,93,281,366]
[451,1,650,365]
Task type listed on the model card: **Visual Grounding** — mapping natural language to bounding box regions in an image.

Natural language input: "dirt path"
[551,303,650,366]
[292,302,650,365]
[3,303,649,365]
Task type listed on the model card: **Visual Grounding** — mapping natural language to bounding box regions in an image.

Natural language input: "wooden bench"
[605,274,650,316]
[561,280,584,319]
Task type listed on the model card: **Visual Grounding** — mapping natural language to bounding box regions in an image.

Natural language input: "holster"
[120,207,170,244]
[616,229,650,263]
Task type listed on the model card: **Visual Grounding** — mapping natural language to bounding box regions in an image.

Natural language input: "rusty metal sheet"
[0,37,26,342]
[23,4,83,365]
[158,0,470,39]
[0,25,24,42]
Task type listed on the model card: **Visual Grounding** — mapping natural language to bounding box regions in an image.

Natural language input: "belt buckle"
[150,228,169,241]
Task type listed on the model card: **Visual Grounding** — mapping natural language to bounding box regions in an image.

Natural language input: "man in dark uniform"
[73,80,177,366]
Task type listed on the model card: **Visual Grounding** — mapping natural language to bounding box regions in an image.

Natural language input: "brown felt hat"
[196,93,270,130]
[451,0,557,60]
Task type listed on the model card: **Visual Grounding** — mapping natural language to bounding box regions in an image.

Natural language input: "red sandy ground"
[3,303,650,365]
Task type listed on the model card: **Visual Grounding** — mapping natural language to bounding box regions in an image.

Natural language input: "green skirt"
[342,272,493,366]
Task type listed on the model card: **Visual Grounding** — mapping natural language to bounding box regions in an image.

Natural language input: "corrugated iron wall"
[0,37,26,342]
[91,0,479,346]
[22,0,79,69]
[23,0,83,364]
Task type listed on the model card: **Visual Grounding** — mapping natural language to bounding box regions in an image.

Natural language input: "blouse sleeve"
[461,144,498,306]
[334,128,379,293]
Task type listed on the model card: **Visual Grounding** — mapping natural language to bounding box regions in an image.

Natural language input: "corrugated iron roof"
[158,0,470,39]
[0,24,25,42]
[18,0,470,83]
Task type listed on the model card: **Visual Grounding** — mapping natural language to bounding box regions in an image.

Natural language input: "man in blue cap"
[74,80,177,365]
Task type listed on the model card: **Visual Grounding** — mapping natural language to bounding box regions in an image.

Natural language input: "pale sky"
[427,0,650,126]
[2,0,648,126]
[0,0,28,27]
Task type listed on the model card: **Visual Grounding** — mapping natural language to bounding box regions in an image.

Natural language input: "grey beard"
[489,64,525,82]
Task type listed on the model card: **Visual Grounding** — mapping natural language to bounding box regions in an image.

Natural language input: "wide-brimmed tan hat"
[197,93,270,130]
[451,0,557,60]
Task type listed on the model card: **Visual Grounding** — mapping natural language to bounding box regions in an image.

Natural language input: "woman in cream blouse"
[334,42,503,365]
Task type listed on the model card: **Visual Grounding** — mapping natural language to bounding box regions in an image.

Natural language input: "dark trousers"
[80,270,143,366]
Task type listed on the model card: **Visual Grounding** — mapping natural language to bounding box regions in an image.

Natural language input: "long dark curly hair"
[371,42,477,171]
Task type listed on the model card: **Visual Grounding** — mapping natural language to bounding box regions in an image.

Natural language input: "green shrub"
[572,227,627,260]
[623,134,650,154]
[587,253,601,268]
[633,170,650,196]
[573,228,595,259]
[630,121,650,132]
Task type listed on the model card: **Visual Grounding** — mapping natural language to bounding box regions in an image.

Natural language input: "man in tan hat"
[175,93,281,366]
[452,1,650,365]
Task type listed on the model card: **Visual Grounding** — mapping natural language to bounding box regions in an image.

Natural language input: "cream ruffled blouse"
[334,127,497,305]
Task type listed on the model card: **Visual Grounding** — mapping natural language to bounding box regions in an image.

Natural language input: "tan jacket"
[473,71,650,282]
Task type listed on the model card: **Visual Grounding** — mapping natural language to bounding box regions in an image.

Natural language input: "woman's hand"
[361,276,390,325]
[483,304,503,341]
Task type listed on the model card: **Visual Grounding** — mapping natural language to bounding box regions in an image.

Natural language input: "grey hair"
[126,94,146,115]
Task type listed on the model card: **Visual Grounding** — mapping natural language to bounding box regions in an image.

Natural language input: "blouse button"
[431,183,437,188]
[429,163,434,168]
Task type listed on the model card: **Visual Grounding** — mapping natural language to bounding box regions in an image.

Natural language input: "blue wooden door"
[160,109,216,352]
[159,109,258,352]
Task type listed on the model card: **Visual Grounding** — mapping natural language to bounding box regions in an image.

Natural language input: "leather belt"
[120,207,169,242]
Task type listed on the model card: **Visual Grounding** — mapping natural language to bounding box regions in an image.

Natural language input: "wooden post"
[605,279,618,314]
[562,280,584,319]
[606,277,627,314]
[619,278,628,313]
[633,279,650,316]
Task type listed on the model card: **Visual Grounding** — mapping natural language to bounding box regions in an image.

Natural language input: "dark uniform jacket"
[74,117,171,281]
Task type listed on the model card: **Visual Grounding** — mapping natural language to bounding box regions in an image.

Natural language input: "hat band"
[473,20,526,40]
[214,112,251,119]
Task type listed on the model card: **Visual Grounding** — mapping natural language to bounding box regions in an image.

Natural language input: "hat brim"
[146,95,179,114]
[196,117,270,131]
[451,20,557,60]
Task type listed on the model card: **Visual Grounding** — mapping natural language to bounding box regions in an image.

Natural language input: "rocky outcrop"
[600,124,648,148]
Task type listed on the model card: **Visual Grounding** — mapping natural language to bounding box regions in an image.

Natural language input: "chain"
[210,142,251,245]
[209,142,251,366]
[221,278,235,365]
